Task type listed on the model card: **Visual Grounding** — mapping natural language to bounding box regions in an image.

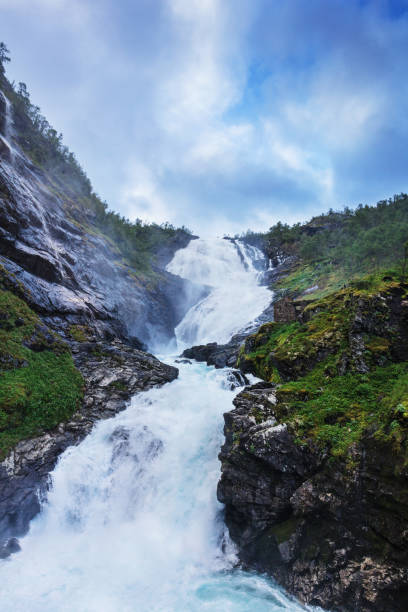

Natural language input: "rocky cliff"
[218,276,408,611]
[0,88,198,349]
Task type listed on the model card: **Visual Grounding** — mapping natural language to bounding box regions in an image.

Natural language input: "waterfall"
[3,95,11,142]
[0,239,317,611]
[167,238,271,348]
[0,91,14,163]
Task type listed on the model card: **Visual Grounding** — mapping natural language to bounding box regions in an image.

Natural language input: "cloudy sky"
[1,0,408,235]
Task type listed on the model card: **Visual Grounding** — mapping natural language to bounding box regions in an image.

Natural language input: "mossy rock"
[69,324,92,343]
[239,277,408,460]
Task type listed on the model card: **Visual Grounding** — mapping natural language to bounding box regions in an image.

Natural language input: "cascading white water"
[167,238,271,349]
[0,239,318,611]
[0,362,313,611]
[4,96,11,143]
[0,91,14,163]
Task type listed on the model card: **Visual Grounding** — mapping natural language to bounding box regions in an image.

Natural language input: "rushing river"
[0,238,315,611]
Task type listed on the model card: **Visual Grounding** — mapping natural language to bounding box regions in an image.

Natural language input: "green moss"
[0,288,83,459]
[365,336,391,354]
[238,321,300,380]
[242,290,351,381]
[69,324,91,343]
[0,263,30,302]
[108,380,128,392]
[250,406,265,424]
[276,259,404,303]
[232,429,243,447]
[271,357,408,458]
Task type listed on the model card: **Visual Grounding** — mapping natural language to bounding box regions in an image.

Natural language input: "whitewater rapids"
[0,238,316,611]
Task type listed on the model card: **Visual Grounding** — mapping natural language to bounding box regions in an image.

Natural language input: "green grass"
[69,324,91,343]
[261,195,408,293]
[0,286,83,459]
[0,351,83,457]
[239,288,351,380]
[275,360,408,458]
[276,260,404,303]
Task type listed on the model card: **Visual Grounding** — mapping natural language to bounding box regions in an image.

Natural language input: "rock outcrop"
[182,338,243,368]
[0,153,197,348]
[218,383,408,611]
[0,85,201,349]
[181,300,276,369]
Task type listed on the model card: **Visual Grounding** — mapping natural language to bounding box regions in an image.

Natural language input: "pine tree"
[0,42,10,74]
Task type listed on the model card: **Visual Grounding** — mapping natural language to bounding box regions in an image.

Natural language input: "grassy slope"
[242,195,408,300]
[239,269,408,460]
[0,267,83,459]
[237,198,408,460]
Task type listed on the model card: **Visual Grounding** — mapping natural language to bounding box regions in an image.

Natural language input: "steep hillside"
[0,74,198,349]
[242,195,408,300]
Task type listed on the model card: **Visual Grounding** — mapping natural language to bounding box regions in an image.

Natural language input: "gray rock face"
[0,91,6,135]
[182,336,246,369]
[0,338,178,547]
[218,384,408,612]
[0,126,196,348]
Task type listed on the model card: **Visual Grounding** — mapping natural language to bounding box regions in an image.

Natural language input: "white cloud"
[120,162,172,225]
[155,0,245,139]
[187,123,253,168]
[2,0,408,236]
[0,0,93,27]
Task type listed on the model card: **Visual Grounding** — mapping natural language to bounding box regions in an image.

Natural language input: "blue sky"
[1,0,408,236]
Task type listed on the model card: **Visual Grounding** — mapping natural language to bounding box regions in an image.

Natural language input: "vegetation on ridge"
[237,187,408,463]
[241,194,408,300]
